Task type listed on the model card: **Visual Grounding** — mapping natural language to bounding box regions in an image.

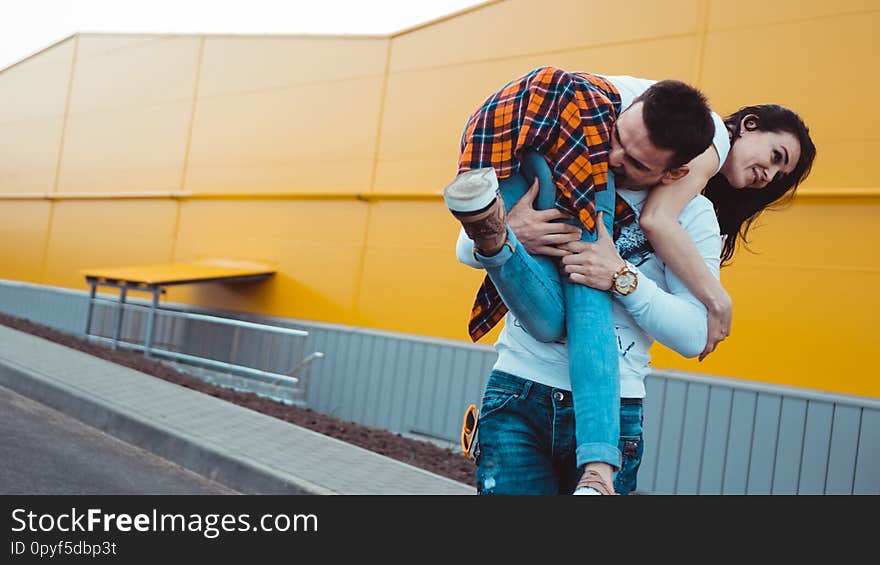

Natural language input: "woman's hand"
[701,290,732,361]
[699,235,732,361]
[507,178,582,257]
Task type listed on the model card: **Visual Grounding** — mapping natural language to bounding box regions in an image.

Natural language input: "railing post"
[143,287,160,358]
[83,282,97,338]
[111,286,127,350]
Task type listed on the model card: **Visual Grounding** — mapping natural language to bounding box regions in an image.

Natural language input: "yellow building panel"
[700,13,880,189]
[793,141,880,191]
[41,200,178,289]
[0,201,51,282]
[185,77,383,194]
[374,156,462,196]
[69,35,200,114]
[198,36,387,97]
[377,60,537,175]
[650,196,879,397]
[75,34,169,58]
[390,0,701,72]
[708,0,879,31]
[659,267,878,398]
[543,36,701,83]
[701,13,879,134]
[0,117,65,194]
[185,157,375,195]
[732,197,878,270]
[0,39,73,124]
[376,36,699,194]
[57,101,192,193]
[80,262,275,286]
[169,199,368,323]
[355,201,490,337]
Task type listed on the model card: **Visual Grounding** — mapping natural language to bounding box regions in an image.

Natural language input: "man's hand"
[559,212,623,290]
[699,234,732,362]
[508,178,582,257]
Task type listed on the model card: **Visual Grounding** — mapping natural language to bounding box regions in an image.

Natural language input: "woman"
[445,68,816,495]
[637,102,816,361]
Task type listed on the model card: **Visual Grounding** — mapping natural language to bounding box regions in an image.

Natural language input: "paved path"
[0,325,472,495]
[0,384,237,495]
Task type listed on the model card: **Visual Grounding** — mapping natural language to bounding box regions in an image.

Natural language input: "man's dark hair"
[633,80,715,169]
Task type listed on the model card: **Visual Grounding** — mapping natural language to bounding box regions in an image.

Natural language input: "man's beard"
[612,166,652,191]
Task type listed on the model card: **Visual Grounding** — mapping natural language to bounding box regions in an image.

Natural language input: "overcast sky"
[1,0,487,70]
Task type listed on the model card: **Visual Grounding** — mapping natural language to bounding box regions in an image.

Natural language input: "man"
[445,67,727,494]
[456,164,722,494]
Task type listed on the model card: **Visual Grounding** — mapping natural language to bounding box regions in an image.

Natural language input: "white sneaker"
[442,168,509,256]
[442,167,499,213]
[573,486,602,495]
[573,469,617,495]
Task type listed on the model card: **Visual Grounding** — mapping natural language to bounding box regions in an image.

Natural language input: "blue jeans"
[475,371,643,495]
[474,151,621,469]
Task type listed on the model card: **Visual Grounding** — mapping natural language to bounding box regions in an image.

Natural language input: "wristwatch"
[611,262,638,296]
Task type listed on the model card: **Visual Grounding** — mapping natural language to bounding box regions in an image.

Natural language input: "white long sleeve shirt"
[456,189,722,398]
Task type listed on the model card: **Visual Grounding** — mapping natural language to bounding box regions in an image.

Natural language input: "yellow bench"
[80,261,276,356]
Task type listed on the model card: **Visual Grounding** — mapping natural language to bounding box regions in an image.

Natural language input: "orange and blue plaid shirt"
[457,66,629,342]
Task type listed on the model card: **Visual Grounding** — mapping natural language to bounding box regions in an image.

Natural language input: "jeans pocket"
[479,387,519,421]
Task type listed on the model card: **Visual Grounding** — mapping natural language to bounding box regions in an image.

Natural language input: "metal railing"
[85,298,323,406]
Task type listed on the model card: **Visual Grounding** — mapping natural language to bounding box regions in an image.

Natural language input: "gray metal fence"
[639,370,880,495]
[1,279,877,494]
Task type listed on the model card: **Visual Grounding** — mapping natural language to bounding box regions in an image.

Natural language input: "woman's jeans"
[475,371,643,495]
[474,150,621,470]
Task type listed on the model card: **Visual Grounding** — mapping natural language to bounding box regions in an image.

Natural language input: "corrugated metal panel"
[431,346,456,438]
[699,386,733,495]
[799,401,835,494]
[1,279,877,495]
[387,339,411,434]
[723,390,757,494]
[411,343,439,438]
[747,393,782,495]
[676,382,711,494]
[640,377,665,494]
[773,397,808,495]
[826,405,861,495]
[854,409,880,495]
[653,379,687,494]
[345,332,369,424]
[360,333,384,428]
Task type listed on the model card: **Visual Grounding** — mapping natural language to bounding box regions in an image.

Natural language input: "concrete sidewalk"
[0,325,473,495]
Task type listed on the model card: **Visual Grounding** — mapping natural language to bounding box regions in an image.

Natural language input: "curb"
[0,358,336,495]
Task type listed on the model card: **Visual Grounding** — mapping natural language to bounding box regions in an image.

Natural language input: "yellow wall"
[0,0,878,398]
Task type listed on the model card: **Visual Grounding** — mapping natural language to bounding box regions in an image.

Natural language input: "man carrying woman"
[444,66,815,494]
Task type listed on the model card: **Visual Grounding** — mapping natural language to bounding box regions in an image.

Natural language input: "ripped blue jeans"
[473,150,621,470]
[475,371,643,495]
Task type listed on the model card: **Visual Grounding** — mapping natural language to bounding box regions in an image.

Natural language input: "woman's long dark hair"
[703,105,816,265]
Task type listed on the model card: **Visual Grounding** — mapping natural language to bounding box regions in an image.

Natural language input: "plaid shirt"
[457,67,626,342]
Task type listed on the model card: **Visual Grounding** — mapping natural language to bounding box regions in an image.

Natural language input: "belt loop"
[519,379,532,400]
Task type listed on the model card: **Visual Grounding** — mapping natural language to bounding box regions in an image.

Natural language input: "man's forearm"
[615,267,708,358]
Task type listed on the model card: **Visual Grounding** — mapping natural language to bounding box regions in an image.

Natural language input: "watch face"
[616,271,636,290]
